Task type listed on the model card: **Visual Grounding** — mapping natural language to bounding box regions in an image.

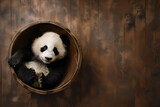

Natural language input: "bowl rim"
[8,21,82,94]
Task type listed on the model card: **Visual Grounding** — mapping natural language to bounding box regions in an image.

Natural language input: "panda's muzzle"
[45,57,52,61]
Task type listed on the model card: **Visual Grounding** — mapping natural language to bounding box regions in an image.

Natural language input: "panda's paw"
[8,56,21,68]
[38,73,43,88]
[39,73,47,88]
[23,69,36,85]
[8,50,26,68]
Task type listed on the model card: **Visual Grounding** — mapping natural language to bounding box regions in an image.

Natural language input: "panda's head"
[32,32,69,64]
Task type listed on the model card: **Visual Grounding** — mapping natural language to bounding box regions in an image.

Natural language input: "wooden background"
[0,0,160,107]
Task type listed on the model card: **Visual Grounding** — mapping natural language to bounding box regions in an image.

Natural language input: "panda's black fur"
[8,32,69,90]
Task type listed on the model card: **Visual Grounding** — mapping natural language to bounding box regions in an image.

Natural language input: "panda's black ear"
[60,34,70,47]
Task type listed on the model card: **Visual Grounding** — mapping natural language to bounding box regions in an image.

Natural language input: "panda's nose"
[45,57,52,61]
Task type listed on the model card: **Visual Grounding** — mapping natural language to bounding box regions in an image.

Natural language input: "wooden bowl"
[8,21,82,94]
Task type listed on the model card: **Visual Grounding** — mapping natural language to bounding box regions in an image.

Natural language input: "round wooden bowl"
[8,21,82,94]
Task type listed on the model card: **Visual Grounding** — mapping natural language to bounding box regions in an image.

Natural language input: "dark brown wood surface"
[0,0,160,107]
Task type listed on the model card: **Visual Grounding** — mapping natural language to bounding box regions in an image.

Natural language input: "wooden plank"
[140,0,160,106]
[0,0,12,106]
[78,0,103,106]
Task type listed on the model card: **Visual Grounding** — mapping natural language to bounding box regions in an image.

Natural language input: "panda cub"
[8,32,69,89]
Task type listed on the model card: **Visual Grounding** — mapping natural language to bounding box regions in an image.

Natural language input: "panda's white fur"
[25,61,49,76]
[32,32,66,64]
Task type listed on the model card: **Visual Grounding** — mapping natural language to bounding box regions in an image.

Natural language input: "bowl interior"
[10,22,79,92]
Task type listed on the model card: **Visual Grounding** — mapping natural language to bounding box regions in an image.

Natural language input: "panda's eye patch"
[40,45,48,52]
[53,47,59,56]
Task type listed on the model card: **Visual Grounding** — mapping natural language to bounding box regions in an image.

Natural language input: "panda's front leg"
[8,48,32,68]
[16,64,36,85]
[39,73,48,89]
[40,71,62,89]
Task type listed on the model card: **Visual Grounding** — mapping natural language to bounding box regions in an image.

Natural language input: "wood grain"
[0,0,160,107]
